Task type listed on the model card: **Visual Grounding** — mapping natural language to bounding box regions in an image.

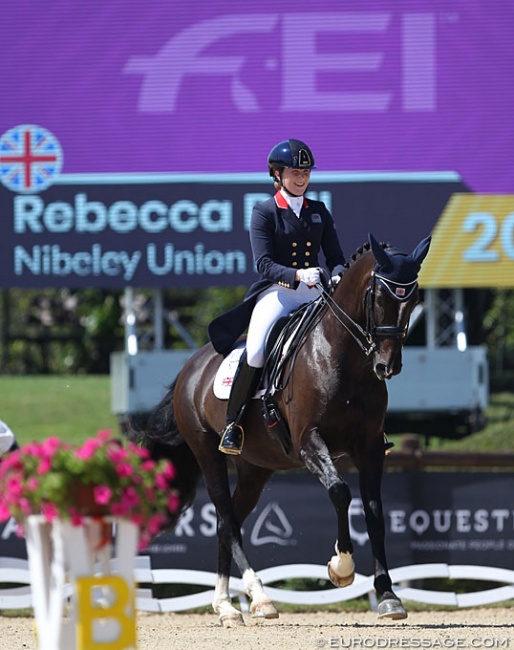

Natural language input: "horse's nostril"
[375,363,387,378]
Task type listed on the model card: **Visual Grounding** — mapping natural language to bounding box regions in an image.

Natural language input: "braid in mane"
[345,241,390,269]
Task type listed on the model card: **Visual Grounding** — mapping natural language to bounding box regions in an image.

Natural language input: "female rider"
[208,139,346,454]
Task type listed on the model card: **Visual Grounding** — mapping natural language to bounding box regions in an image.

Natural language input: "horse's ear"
[410,235,431,265]
[368,233,392,270]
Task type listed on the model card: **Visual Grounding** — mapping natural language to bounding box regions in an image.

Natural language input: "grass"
[0,375,119,445]
[386,391,514,452]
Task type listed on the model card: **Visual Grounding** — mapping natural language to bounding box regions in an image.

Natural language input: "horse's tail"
[127,379,202,523]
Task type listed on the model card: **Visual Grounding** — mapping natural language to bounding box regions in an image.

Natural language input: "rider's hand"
[297,267,321,287]
[330,264,346,286]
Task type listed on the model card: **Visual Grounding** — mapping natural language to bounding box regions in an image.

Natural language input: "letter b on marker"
[76,575,136,649]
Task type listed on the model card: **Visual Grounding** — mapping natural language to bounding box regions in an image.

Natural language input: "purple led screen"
[2,1,513,193]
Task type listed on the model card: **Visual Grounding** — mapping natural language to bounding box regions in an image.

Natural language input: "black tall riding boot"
[218,353,261,455]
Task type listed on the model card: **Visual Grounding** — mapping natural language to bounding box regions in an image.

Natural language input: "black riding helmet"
[267,139,316,178]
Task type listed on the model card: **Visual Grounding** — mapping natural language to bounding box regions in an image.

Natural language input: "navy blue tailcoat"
[208,191,346,356]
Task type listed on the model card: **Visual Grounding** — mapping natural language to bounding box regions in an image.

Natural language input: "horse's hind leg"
[212,462,277,626]
[192,437,274,627]
[358,447,407,620]
[230,462,278,621]
[299,428,356,587]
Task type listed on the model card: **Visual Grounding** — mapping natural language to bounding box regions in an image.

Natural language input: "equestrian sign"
[3,472,514,572]
[0,171,468,289]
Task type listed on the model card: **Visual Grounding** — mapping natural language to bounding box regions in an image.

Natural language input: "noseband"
[319,269,418,356]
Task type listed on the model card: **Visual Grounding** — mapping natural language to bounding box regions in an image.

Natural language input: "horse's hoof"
[377,598,408,620]
[220,612,246,628]
[250,600,279,620]
[327,560,355,587]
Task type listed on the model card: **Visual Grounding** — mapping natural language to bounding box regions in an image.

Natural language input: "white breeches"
[245,283,318,368]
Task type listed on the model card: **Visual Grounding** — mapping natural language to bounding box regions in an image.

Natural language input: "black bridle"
[317,269,418,356]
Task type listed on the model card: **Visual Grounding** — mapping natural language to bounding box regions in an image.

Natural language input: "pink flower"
[6,477,22,498]
[130,445,150,460]
[110,502,126,517]
[115,462,134,478]
[41,503,58,522]
[0,503,11,522]
[37,457,52,475]
[0,429,179,532]
[27,477,39,491]
[155,474,169,490]
[97,429,113,442]
[41,437,61,457]
[167,493,180,513]
[70,512,85,526]
[120,487,140,509]
[23,443,43,457]
[107,445,129,463]
[18,498,33,516]
[76,438,101,460]
[162,462,176,481]
[130,513,145,526]
[147,513,166,535]
[0,453,23,472]
[93,485,113,505]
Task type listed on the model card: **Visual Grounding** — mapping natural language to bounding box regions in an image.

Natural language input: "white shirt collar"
[280,189,304,217]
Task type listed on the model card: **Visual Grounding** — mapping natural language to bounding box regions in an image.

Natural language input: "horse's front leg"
[358,445,407,620]
[299,427,355,587]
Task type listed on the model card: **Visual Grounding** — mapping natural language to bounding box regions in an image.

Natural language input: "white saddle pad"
[213,345,265,400]
[213,309,308,400]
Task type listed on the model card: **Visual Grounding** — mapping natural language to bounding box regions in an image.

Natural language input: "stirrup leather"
[218,422,244,455]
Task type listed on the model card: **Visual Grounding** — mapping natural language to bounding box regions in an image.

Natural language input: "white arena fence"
[1,557,514,613]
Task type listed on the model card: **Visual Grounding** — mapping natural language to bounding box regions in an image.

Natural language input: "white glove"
[297,267,321,287]
[331,264,346,286]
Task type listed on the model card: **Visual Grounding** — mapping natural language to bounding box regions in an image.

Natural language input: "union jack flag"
[0,125,63,193]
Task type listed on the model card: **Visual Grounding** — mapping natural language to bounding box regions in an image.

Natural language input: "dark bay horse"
[136,233,431,627]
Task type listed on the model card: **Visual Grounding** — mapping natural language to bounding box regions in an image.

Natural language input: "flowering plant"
[0,430,179,548]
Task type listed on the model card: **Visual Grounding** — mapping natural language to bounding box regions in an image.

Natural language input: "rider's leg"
[218,351,262,455]
[219,284,315,455]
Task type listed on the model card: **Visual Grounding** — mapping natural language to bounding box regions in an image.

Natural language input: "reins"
[315,282,376,356]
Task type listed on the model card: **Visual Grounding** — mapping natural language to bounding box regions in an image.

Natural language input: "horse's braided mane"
[344,241,390,269]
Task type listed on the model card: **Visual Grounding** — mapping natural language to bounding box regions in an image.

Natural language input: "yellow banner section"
[419,194,514,288]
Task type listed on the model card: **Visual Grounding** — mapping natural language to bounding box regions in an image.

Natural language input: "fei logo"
[125,12,436,113]
[0,125,63,193]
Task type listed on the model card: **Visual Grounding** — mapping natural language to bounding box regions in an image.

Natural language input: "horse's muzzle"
[374,360,402,380]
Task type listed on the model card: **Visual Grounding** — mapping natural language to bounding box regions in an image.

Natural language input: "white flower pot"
[24,514,138,650]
